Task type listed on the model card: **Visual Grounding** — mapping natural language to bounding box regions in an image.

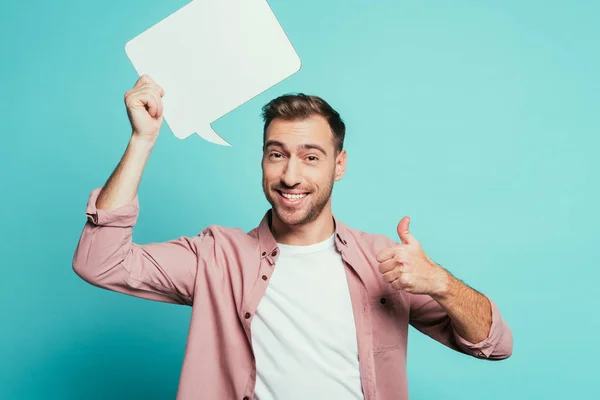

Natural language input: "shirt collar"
[256,209,350,264]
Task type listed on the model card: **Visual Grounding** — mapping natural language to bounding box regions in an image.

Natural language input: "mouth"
[276,190,309,207]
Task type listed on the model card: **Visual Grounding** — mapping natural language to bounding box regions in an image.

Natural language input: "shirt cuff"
[85,187,140,227]
[452,296,504,358]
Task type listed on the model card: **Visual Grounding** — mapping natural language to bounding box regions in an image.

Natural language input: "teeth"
[281,192,307,200]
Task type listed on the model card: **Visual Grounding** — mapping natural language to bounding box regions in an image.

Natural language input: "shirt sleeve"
[72,187,212,306]
[408,293,513,360]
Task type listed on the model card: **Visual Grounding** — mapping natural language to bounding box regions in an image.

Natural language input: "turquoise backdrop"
[1,0,599,398]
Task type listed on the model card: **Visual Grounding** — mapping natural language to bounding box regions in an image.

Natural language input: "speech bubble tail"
[194,126,231,146]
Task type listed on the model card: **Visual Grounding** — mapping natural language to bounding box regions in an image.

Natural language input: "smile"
[277,190,308,205]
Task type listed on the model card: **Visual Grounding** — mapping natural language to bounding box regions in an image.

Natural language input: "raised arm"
[96,74,165,210]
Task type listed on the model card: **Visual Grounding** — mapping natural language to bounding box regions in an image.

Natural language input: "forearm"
[96,135,156,210]
[431,270,492,344]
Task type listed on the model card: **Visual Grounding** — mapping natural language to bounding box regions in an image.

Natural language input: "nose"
[281,157,301,187]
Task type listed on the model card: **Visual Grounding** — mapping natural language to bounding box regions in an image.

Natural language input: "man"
[73,74,512,400]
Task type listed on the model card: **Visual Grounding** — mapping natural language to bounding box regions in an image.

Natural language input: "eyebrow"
[264,140,328,156]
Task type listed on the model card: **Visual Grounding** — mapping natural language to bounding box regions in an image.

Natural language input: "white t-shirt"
[252,233,364,399]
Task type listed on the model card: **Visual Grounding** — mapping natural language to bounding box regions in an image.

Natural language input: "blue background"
[1,0,599,398]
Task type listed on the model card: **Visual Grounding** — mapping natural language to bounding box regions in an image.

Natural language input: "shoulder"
[193,224,261,252]
[341,224,399,257]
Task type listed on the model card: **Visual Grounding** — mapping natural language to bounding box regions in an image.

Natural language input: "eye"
[269,152,283,159]
[307,155,319,162]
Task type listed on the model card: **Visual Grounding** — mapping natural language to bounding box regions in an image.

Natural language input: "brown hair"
[261,93,345,153]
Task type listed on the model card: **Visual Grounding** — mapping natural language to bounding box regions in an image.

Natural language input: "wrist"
[430,265,454,300]
[129,134,157,151]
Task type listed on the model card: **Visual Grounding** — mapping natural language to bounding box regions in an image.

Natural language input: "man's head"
[261,93,347,227]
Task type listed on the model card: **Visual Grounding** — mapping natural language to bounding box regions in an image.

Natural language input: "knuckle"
[396,274,407,285]
[403,276,412,287]
[393,254,405,264]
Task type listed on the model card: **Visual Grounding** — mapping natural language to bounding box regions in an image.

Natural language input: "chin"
[273,205,309,226]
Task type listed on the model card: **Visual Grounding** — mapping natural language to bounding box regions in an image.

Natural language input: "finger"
[156,89,164,118]
[394,244,407,254]
[141,88,161,118]
[126,85,155,104]
[392,273,412,291]
[141,86,163,118]
[376,247,396,263]
[134,89,159,117]
[134,75,148,88]
[137,83,161,96]
[157,100,164,118]
[135,74,155,88]
[382,268,401,283]
[145,96,158,117]
[378,258,397,274]
[397,217,413,245]
[391,279,404,291]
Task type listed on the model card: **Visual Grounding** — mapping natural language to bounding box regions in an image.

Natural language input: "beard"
[263,174,334,227]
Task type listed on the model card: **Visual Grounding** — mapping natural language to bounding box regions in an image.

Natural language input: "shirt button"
[245,312,251,319]
[380,297,386,304]
[262,275,268,281]
[243,397,249,400]
[271,249,278,256]
[261,251,266,256]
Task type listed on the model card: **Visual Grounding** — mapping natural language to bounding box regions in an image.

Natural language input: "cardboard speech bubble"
[125,0,302,146]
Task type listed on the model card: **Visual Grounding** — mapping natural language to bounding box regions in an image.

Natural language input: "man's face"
[262,115,346,226]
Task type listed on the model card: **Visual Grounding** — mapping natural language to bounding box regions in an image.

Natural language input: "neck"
[269,205,335,246]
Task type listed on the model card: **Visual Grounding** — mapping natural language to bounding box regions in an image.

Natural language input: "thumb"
[397,216,414,244]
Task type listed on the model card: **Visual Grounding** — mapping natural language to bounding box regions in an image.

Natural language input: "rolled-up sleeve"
[409,293,513,360]
[72,187,209,306]
[451,297,513,359]
[84,187,140,227]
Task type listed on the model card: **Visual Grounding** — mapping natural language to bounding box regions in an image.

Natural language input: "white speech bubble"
[124,0,302,146]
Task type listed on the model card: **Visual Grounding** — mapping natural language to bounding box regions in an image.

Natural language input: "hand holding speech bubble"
[124,0,301,146]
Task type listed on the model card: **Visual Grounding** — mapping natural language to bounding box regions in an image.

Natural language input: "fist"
[124,74,165,141]
[376,216,448,295]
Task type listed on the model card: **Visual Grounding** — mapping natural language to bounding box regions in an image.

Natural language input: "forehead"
[265,115,334,149]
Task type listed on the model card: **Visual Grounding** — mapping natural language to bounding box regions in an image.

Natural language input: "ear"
[334,150,347,181]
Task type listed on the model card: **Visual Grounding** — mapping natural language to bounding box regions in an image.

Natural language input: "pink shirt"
[73,188,513,399]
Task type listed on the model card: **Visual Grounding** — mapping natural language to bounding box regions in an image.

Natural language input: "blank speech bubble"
[124,0,302,146]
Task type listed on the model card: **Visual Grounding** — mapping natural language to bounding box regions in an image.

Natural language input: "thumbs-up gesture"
[376,217,448,296]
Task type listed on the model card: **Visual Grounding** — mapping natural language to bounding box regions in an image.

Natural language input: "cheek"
[312,165,336,185]
[304,167,323,180]
[262,163,280,183]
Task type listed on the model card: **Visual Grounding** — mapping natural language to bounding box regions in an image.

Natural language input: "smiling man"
[73,75,513,400]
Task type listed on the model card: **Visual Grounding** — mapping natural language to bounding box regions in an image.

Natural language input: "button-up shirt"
[73,188,513,400]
